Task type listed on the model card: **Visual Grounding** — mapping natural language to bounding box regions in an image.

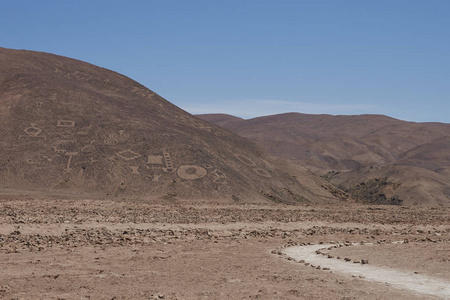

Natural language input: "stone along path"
[283,243,450,299]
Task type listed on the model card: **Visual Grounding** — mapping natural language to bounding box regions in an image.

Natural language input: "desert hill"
[197,113,450,206]
[197,113,450,172]
[0,48,338,204]
[396,136,450,170]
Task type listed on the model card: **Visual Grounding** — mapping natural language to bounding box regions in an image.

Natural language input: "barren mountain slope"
[197,113,450,173]
[198,113,450,206]
[0,48,338,203]
[396,136,450,170]
[326,135,450,207]
[328,165,450,206]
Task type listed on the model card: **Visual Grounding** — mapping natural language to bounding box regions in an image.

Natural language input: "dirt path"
[283,244,450,299]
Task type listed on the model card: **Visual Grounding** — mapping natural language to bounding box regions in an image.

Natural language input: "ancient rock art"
[212,169,227,183]
[130,166,140,175]
[81,144,96,154]
[104,133,119,145]
[72,70,93,81]
[147,155,163,165]
[38,154,52,162]
[177,165,207,180]
[146,165,161,170]
[65,152,78,172]
[254,168,271,178]
[152,174,161,182]
[76,125,92,135]
[19,123,46,141]
[25,154,53,165]
[81,141,96,154]
[52,140,76,154]
[212,170,227,184]
[162,152,175,173]
[89,157,99,164]
[55,139,76,144]
[236,155,257,167]
[52,147,66,154]
[56,120,76,128]
[212,169,225,177]
[116,150,141,161]
[24,123,42,136]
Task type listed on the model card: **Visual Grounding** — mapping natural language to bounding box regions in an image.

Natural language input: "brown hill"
[396,136,450,170]
[198,113,450,206]
[0,48,338,204]
[197,113,450,172]
[328,165,450,207]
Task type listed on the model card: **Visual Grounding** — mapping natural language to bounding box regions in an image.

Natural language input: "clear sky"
[1,0,449,123]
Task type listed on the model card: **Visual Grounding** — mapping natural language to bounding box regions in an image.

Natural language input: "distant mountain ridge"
[197,113,450,206]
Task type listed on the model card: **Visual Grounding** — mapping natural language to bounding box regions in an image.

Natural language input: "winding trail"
[283,244,450,299]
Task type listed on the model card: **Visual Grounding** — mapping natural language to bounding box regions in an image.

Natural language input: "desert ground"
[0,195,448,299]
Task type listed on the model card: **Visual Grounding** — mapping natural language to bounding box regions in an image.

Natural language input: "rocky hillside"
[198,113,450,206]
[0,48,342,204]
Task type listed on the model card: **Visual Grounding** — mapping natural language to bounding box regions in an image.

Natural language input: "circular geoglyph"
[177,165,207,180]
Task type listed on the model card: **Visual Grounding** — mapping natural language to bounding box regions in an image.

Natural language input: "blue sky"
[1,0,449,122]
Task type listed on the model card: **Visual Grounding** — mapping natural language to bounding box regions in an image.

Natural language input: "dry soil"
[0,196,449,299]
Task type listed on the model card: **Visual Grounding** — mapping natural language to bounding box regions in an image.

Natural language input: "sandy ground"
[283,243,450,299]
[0,195,449,299]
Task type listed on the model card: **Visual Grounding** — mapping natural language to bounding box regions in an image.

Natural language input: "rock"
[222,230,233,237]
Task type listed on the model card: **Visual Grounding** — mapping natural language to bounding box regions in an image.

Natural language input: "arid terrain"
[0,195,449,299]
[1,48,450,299]
[197,113,450,206]
[0,47,339,204]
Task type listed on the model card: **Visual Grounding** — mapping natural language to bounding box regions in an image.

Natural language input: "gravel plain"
[0,196,449,299]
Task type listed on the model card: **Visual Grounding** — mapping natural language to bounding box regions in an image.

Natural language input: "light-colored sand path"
[284,244,450,299]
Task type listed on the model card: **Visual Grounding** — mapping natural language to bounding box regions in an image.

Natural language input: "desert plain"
[0,194,448,300]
